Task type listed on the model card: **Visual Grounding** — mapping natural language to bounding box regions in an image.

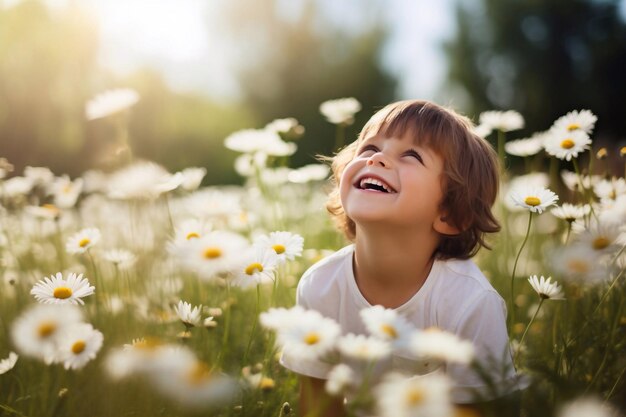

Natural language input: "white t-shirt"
[281,244,524,404]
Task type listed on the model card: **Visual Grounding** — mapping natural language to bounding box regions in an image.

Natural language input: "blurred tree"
[0,1,99,175]
[445,0,626,144]
[219,0,397,165]
[0,1,256,184]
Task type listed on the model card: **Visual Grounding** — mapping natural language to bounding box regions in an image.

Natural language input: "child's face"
[339,132,449,233]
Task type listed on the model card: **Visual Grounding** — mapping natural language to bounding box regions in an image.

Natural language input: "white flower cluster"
[104,341,237,409]
[260,305,475,415]
[11,304,103,370]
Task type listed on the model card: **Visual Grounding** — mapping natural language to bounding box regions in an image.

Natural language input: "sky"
[81,0,457,101]
[5,0,623,103]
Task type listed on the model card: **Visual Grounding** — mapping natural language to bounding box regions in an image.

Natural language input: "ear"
[433,214,461,236]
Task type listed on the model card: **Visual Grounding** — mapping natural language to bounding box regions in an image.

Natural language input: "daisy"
[24,166,54,186]
[55,323,104,370]
[560,170,600,192]
[149,346,237,409]
[337,333,391,362]
[174,300,202,328]
[254,231,304,263]
[25,204,61,220]
[375,372,452,417]
[179,167,207,191]
[0,352,18,375]
[504,133,546,157]
[478,110,524,132]
[11,304,83,362]
[544,130,592,161]
[359,305,415,348]
[287,164,330,183]
[173,219,212,244]
[102,248,137,269]
[176,231,249,280]
[575,221,620,255]
[274,309,341,361]
[509,185,559,213]
[66,228,101,254]
[551,203,590,223]
[325,364,355,396]
[260,306,306,331]
[31,272,95,305]
[557,396,617,417]
[593,177,626,202]
[231,247,278,289]
[528,275,564,300]
[410,328,475,365]
[107,161,182,200]
[551,244,609,284]
[49,175,83,209]
[86,88,139,120]
[550,109,597,135]
[473,123,492,138]
[319,97,361,125]
[265,117,305,139]
[224,129,296,156]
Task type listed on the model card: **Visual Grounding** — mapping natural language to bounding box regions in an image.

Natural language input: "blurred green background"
[1,0,625,184]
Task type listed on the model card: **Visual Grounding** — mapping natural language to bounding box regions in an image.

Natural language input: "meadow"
[0,93,624,417]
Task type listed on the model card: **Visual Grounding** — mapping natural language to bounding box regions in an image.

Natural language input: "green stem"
[497,129,506,170]
[515,298,544,364]
[584,295,624,393]
[217,282,232,367]
[243,284,261,366]
[605,363,626,401]
[510,211,533,330]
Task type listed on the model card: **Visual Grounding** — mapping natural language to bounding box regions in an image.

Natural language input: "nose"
[366,152,389,168]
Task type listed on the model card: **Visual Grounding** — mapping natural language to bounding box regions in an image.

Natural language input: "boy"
[282,100,522,416]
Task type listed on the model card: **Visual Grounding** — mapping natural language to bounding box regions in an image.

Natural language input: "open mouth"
[355,176,397,193]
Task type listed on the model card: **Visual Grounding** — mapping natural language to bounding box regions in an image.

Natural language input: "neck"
[352,224,439,308]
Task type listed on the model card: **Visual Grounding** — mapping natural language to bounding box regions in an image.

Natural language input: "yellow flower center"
[203,247,222,259]
[38,321,57,338]
[380,324,398,339]
[620,146,626,158]
[568,259,589,274]
[566,123,580,131]
[592,237,610,250]
[78,238,91,248]
[406,387,425,406]
[72,340,86,354]
[53,287,73,299]
[260,377,275,391]
[560,139,575,149]
[42,204,59,216]
[524,196,541,207]
[304,332,320,345]
[245,262,264,275]
[272,244,286,254]
[186,232,200,240]
[132,337,161,350]
[187,362,211,386]
[63,185,72,194]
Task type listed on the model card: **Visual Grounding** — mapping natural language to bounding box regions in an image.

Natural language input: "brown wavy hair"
[325,99,501,260]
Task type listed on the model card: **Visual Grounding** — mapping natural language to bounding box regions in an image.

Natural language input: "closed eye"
[358,144,379,156]
[404,149,424,165]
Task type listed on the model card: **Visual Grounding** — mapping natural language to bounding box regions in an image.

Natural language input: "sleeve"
[446,290,527,403]
[278,268,337,380]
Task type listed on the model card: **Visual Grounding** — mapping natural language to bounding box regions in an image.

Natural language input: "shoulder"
[432,258,506,327]
[296,245,353,311]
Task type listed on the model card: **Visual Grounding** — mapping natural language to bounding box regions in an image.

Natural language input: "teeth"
[359,177,394,193]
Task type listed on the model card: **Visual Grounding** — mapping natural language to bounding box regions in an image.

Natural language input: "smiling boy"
[282,100,522,416]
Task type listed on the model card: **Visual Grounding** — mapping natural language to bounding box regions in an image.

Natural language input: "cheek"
[338,161,360,205]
